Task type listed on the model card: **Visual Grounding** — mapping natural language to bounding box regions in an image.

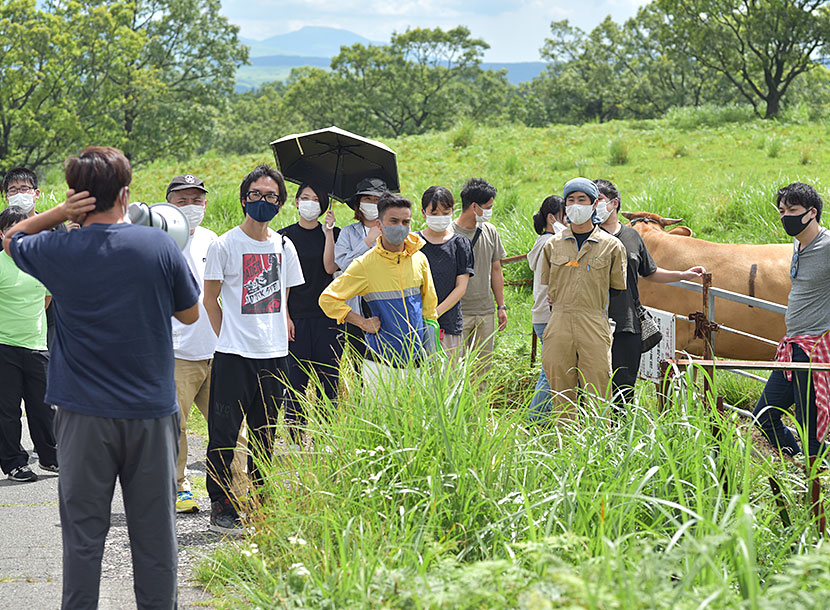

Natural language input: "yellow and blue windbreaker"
[319,233,438,366]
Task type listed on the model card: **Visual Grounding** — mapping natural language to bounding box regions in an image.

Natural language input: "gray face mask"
[382,223,409,246]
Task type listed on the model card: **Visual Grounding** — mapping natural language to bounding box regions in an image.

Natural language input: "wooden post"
[768,477,792,529]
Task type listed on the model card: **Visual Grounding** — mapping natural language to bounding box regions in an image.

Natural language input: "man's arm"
[319,260,372,327]
[2,190,95,256]
[173,303,199,325]
[644,266,706,284]
[436,274,469,318]
[491,260,507,331]
[203,279,223,337]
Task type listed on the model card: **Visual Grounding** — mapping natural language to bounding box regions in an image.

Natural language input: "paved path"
[0,422,219,609]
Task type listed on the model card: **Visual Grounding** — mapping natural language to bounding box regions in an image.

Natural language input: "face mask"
[7,192,35,213]
[476,207,493,225]
[298,200,321,221]
[381,223,409,246]
[246,199,279,223]
[553,221,567,234]
[360,202,378,221]
[566,203,594,225]
[425,214,452,232]
[594,201,611,223]
[782,210,814,237]
[180,204,205,230]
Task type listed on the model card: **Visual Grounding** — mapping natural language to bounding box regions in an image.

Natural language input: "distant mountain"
[241,26,381,58]
[235,27,546,92]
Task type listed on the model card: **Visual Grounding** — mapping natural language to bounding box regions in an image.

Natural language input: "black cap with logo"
[166,174,208,199]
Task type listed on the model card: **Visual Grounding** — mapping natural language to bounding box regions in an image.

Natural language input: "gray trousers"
[55,408,179,610]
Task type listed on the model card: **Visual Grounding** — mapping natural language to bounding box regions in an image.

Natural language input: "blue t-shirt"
[10,223,200,419]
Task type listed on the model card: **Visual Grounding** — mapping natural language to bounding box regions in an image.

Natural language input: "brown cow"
[621,212,791,360]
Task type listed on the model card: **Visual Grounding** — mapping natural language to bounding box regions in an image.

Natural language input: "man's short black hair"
[460,178,497,211]
[239,164,287,216]
[377,192,411,221]
[2,168,38,194]
[65,147,132,212]
[777,182,823,222]
[0,206,28,232]
[594,178,621,212]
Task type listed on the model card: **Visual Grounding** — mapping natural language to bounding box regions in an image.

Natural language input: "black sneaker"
[210,499,243,535]
[8,465,38,482]
[39,462,59,474]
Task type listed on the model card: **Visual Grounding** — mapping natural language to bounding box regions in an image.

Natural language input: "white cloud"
[220,0,647,61]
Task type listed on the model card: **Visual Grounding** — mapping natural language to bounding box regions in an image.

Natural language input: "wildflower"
[288,535,307,546]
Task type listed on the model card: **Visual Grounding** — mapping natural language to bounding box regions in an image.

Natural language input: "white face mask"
[553,221,567,234]
[425,214,452,232]
[360,202,378,221]
[594,201,611,223]
[298,200,321,221]
[7,192,35,214]
[180,204,205,231]
[566,203,594,225]
[476,207,493,225]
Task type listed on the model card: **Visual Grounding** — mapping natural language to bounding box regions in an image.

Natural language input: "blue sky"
[220,0,650,62]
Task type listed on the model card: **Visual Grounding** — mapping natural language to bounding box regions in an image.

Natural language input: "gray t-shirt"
[452,221,507,316]
[786,228,830,336]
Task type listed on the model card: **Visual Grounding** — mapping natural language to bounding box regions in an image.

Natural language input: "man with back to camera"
[452,178,508,370]
[203,164,304,534]
[2,146,200,610]
[539,177,627,418]
[753,182,830,463]
[166,174,248,514]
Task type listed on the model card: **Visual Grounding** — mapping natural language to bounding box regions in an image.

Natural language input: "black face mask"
[782,210,814,237]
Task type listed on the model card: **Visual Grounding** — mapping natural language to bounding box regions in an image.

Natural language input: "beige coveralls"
[540,225,627,415]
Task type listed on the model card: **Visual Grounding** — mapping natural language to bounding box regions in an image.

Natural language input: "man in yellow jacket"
[320,192,438,392]
[540,178,627,418]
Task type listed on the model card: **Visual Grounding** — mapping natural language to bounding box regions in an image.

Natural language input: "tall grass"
[195,363,825,608]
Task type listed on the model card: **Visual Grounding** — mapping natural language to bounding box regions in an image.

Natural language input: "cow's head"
[621,211,693,237]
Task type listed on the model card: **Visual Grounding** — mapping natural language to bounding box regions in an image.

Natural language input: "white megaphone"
[127,202,190,250]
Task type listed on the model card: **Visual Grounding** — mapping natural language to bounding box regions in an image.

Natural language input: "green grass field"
[38,115,830,607]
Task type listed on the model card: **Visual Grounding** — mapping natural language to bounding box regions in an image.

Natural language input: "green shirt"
[0,251,48,350]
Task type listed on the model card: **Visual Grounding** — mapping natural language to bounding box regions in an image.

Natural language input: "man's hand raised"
[63,190,97,225]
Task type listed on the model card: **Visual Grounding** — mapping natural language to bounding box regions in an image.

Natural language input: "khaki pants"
[541,310,613,419]
[462,313,495,362]
[440,332,464,362]
[174,358,248,496]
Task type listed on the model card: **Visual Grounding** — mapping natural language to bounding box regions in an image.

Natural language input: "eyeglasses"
[791,250,799,279]
[246,190,279,204]
[6,185,34,195]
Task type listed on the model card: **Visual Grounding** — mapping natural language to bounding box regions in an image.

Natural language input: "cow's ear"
[667,226,693,237]
[620,211,634,220]
[660,217,684,227]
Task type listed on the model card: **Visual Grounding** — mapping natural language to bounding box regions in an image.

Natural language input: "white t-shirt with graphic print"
[204,226,304,358]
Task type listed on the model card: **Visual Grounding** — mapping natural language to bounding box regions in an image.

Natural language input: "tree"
[658,0,830,118]
[328,26,489,137]
[0,0,142,171]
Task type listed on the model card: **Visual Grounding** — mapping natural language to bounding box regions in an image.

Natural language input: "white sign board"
[638,307,676,382]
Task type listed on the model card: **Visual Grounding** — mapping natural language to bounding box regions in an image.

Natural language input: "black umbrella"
[270,126,400,204]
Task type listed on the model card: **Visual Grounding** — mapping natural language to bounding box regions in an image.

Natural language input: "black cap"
[166,174,208,199]
[355,177,387,198]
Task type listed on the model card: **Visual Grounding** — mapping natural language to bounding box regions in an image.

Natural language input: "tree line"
[2,0,829,170]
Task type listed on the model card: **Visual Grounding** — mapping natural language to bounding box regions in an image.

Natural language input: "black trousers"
[286,317,342,432]
[0,343,57,473]
[611,331,642,409]
[206,351,288,505]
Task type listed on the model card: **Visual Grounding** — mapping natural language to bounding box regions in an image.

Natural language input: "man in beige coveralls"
[540,178,626,416]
